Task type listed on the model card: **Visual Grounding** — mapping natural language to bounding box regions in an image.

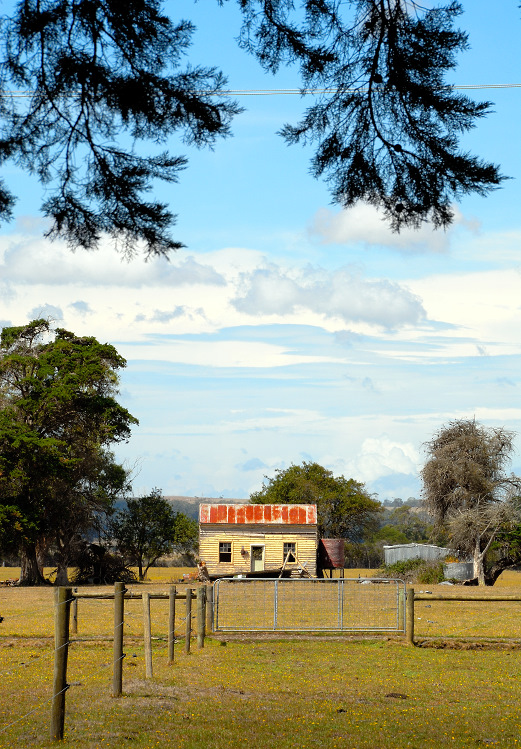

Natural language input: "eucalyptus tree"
[250,461,382,540]
[110,490,198,580]
[0,319,138,584]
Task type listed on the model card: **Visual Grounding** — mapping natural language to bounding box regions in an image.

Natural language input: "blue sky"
[1,1,521,501]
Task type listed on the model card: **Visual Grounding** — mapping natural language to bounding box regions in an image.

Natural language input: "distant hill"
[113,495,247,520]
[163,496,248,521]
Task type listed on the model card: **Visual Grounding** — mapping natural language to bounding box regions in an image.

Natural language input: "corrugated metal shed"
[383,543,451,565]
[199,504,317,525]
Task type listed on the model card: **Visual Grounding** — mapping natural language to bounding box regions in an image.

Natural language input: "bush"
[378,557,445,584]
[416,560,445,584]
[71,543,137,585]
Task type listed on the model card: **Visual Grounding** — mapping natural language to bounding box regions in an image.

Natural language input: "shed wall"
[199,524,317,576]
[383,543,451,565]
[443,562,474,581]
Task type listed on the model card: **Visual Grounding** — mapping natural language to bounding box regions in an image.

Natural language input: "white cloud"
[28,303,64,321]
[232,264,425,328]
[118,340,344,368]
[407,268,521,350]
[0,235,226,288]
[68,300,93,316]
[309,202,480,252]
[333,436,421,484]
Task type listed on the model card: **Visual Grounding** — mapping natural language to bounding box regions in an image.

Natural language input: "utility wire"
[214,83,521,95]
[0,83,520,98]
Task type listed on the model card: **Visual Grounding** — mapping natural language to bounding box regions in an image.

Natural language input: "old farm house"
[198,504,318,577]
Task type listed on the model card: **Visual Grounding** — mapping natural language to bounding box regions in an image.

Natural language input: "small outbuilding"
[383,543,451,565]
[317,538,345,577]
[198,503,318,577]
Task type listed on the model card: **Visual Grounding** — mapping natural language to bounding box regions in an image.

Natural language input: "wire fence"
[0,584,202,742]
[213,578,406,632]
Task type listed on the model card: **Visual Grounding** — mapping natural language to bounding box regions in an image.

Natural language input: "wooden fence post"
[197,586,206,648]
[205,584,214,634]
[168,585,176,664]
[405,587,415,646]
[50,586,72,741]
[112,582,125,697]
[143,592,153,678]
[71,596,78,636]
[185,588,192,654]
[398,586,405,632]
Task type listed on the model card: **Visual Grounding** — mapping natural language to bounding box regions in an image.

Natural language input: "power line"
[0,83,520,98]
[215,83,521,96]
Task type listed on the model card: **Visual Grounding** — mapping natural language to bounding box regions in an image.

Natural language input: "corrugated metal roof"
[199,504,317,525]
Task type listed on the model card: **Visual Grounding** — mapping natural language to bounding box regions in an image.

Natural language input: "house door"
[250,545,264,573]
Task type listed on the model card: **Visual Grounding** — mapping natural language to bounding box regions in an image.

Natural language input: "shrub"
[416,560,445,584]
[378,557,445,584]
[72,543,137,585]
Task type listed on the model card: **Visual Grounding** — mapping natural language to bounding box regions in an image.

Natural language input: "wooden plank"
[405,588,415,646]
[415,594,521,602]
[50,587,72,740]
[143,592,153,678]
[168,586,176,665]
[112,582,125,698]
[196,587,206,648]
[185,588,192,654]
[76,592,195,600]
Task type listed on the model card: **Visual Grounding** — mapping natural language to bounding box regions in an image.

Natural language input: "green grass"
[2,569,521,747]
[2,637,521,748]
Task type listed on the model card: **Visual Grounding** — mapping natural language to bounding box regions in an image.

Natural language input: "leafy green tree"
[51,448,132,585]
[344,539,384,569]
[110,490,198,580]
[421,419,521,585]
[371,525,410,545]
[0,1,503,256]
[0,319,138,585]
[250,461,381,540]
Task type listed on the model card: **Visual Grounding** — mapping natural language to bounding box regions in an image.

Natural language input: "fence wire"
[214,578,405,632]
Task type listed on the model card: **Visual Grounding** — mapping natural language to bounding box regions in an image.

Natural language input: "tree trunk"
[485,559,518,586]
[55,561,70,586]
[472,539,486,586]
[54,537,71,585]
[36,538,48,573]
[19,543,47,585]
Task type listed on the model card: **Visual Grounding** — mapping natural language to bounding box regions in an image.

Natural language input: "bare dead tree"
[421,419,521,585]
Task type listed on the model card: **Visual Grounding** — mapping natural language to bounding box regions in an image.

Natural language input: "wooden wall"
[199,524,317,576]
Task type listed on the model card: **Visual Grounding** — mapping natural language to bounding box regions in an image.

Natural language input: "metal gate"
[213,578,406,632]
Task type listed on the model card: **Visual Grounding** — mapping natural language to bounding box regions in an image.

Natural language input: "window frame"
[218,541,232,563]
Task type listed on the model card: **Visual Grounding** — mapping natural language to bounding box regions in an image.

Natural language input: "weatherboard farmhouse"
[198,503,318,577]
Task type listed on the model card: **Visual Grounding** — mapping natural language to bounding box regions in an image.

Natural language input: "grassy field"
[1,569,521,747]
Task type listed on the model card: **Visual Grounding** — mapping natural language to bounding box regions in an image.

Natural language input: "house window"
[219,542,232,562]
[283,542,296,562]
